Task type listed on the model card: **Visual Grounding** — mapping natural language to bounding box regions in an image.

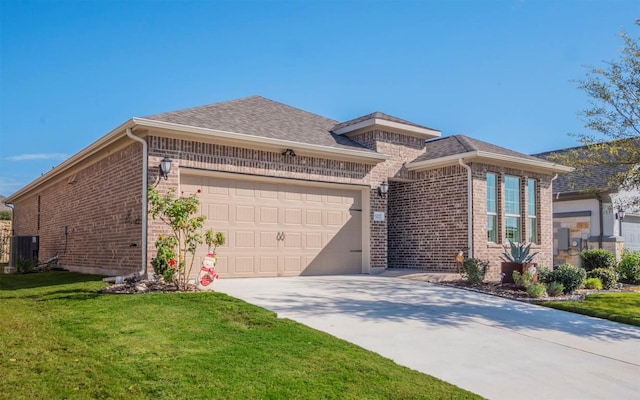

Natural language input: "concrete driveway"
[216,275,640,400]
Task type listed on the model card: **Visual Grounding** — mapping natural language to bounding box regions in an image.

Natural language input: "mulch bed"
[101,275,183,294]
[437,280,635,302]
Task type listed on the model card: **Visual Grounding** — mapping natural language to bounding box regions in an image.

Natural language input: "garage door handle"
[277,232,286,241]
[350,250,362,253]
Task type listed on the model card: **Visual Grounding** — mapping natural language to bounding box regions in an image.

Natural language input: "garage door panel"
[260,232,279,247]
[260,207,278,224]
[236,205,255,222]
[623,216,640,251]
[185,174,363,278]
[235,257,255,273]
[285,208,302,224]
[235,231,255,247]
[259,257,278,273]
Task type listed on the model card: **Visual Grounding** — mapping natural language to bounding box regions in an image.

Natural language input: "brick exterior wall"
[471,163,554,281]
[347,130,426,268]
[388,165,469,271]
[11,142,144,275]
[9,125,558,279]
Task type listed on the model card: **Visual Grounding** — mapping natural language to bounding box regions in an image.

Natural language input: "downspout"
[595,193,603,249]
[126,127,148,277]
[458,159,473,258]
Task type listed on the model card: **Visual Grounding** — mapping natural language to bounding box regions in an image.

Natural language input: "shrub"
[462,258,490,285]
[513,269,535,289]
[151,234,178,282]
[0,210,11,220]
[587,268,618,289]
[538,265,553,283]
[585,277,603,290]
[545,281,565,297]
[617,250,640,283]
[579,249,616,272]
[549,264,586,294]
[526,283,546,298]
[15,257,38,274]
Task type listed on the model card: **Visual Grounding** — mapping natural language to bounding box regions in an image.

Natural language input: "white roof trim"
[406,150,574,173]
[332,117,441,139]
[133,118,389,162]
[5,119,136,204]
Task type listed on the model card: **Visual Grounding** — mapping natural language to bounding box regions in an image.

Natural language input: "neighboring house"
[536,144,640,267]
[4,96,570,280]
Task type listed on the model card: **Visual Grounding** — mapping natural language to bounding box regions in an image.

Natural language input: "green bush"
[579,249,616,272]
[585,277,603,290]
[587,268,618,289]
[618,250,640,283]
[512,269,535,289]
[538,265,553,283]
[549,264,587,294]
[0,210,11,220]
[526,283,546,298]
[545,281,565,297]
[462,258,490,285]
[15,257,38,274]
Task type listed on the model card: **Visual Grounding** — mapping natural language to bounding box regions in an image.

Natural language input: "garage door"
[182,174,364,278]
[622,215,640,252]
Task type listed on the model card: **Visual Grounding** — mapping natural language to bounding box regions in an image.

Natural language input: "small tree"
[148,186,224,290]
[551,21,639,209]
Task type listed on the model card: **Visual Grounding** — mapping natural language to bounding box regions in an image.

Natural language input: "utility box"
[557,227,570,251]
[12,236,39,262]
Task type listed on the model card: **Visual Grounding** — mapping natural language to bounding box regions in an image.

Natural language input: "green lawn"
[0,272,480,400]
[542,292,640,327]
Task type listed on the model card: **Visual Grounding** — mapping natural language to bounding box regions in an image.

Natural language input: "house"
[4,96,571,279]
[536,143,640,266]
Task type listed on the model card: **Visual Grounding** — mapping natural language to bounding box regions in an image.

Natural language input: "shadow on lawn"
[0,271,105,291]
[222,276,640,342]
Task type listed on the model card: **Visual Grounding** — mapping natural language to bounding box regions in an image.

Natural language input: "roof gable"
[331,111,441,139]
[407,135,572,174]
[144,96,372,153]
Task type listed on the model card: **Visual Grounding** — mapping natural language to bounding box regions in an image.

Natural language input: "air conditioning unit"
[12,236,39,262]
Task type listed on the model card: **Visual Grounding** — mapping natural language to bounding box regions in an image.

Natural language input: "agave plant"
[501,241,538,264]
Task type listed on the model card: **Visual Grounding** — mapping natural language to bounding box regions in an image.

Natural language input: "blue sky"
[1,0,638,196]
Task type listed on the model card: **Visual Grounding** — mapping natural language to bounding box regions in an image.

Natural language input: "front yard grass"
[0,272,480,400]
[541,292,640,327]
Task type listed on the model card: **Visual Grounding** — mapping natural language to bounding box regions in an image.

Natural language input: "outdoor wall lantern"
[160,156,172,180]
[616,208,626,221]
[282,148,296,157]
[378,181,389,197]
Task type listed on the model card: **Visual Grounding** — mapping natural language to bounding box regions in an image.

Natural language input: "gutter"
[458,158,473,258]
[125,127,148,277]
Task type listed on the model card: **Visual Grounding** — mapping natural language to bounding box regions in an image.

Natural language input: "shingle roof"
[331,111,438,132]
[143,96,373,152]
[534,144,631,195]
[412,135,548,164]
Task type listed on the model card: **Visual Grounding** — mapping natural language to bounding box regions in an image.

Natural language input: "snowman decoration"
[197,252,219,291]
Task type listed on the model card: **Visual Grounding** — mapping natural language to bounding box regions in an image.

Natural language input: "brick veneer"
[471,163,553,280]
[11,142,143,274]
[388,165,469,271]
[10,127,557,278]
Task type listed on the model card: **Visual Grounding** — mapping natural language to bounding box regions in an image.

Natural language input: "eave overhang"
[4,118,388,204]
[332,117,441,140]
[406,150,575,175]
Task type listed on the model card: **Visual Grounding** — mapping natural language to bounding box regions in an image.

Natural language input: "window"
[528,179,537,243]
[486,173,497,242]
[504,176,520,242]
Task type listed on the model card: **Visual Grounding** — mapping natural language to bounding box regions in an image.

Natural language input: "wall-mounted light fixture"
[378,181,389,197]
[159,155,172,180]
[616,208,626,221]
[282,149,296,157]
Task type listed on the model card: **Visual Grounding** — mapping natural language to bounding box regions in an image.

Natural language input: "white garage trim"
[179,168,371,276]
